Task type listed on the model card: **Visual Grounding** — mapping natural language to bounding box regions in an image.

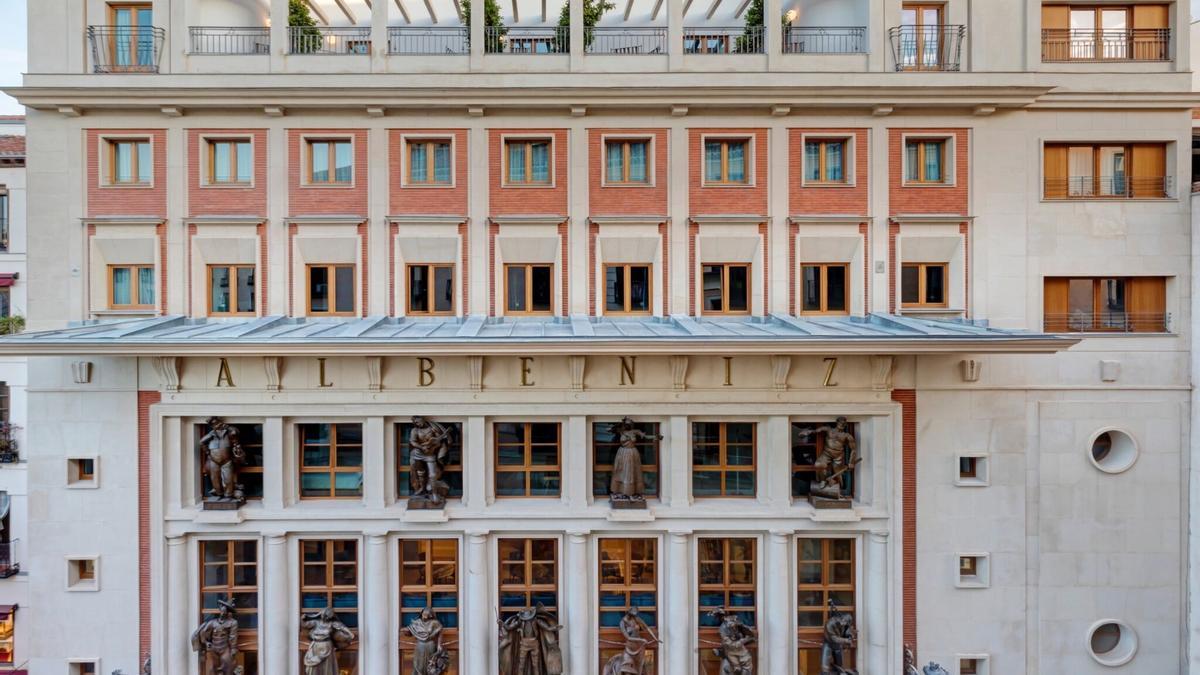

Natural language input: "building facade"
[4,0,1197,674]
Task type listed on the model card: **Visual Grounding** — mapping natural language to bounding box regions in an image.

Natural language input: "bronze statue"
[190,599,238,675]
[903,645,919,675]
[408,416,452,509]
[796,417,860,506]
[402,606,450,675]
[820,600,857,675]
[702,607,756,675]
[922,663,950,675]
[607,418,661,509]
[301,607,355,675]
[199,417,245,509]
[498,604,564,675]
[602,606,660,675]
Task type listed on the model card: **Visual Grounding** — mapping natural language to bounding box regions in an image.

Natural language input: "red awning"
[0,275,15,288]
[0,604,15,620]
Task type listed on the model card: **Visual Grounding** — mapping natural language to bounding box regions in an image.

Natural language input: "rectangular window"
[701,263,750,314]
[307,139,353,185]
[900,263,947,308]
[703,138,750,184]
[396,421,463,499]
[698,538,756,674]
[399,539,459,674]
[109,264,155,309]
[1043,142,1167,199]
[604,139,651,185]
[791,421,858,498]
[959,456,978,480]
[299,539,358,673]
[0,190,9,251]
[0,606,11,665]
[504,139,552,185]
[1043,276,1167,333]
[804,139,847,183]
[498,538,558,618]
[898,3,946,70]
[307,264,356,316]
[494,422,561,497]
[598,538,658,672]
[692,422,756,498]
[208,264,256,316]
[107,3,155,69]
[504,264,554,315]
[797,538,856,674]
[200,540,259,674]
[207,139,252,185]
[407,139,453,185]
[298,423,363,499]
[592,421,660,497]
[1042,5,1168,62]
[197,422,264,500]
[107,138,152,185]
[0,288,9,319]
[604,264,652,314]
[406,264,455,315]
[800,263,849,315]
[904,139,947,184]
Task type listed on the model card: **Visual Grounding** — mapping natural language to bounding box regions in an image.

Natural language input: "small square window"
[904,138,949,184]
[956,553,989,588]
[307,139,353,185]
[206,138,252,185]
[955,454,988,487]
[701,263,751,315]
[505,139,553,185]
[505,264,554,315]
[958,655,989,675]
[307,264,356,316]
[604,264,652,314]
[703,138,751,185]
[406,139,453,185]
[209,264,256,316]
[106,138,152,185]
[900,263,947,308]
[603,138,651,185]
[407,264,455,315]
[108,265,156,310]
[69,661,100,675]
[800,263,849,315]
[804,138,848,184]
[66,557,100,591]
[67,457,99,488]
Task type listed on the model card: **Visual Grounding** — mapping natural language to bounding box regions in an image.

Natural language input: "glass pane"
[138,267,156,305]
[112,267,132,305]
[496,423,524,445]
[628,141,647,182]
[335,266,355,312]
[923,142,942,182]
[727,266,748,311]
[605,266,625,312]
[309,267,329,312]
[433,142,452,183]
[334,142,353,182]
[804,142,821,181]
[336,446,363,467]
[924,266,945,304]
[213,142,231,182]
[410,143,427,182]
[236,142,252,182]
[304,444,330,468]
[727,142,746,182]
[409,266,429,313]
[507,267,526,312]
[137,142,152,182]
[693,445,719,466]
[1070,9,1095,30]
[495,472,526,496]
[826,141,844,181]
[693,422,721,444]
[115,143,133,182]
[702,265,723,312]
[334,471,363,495]
[433,266,454,312]
[531,142,550,182]
[704,142,722,181]
[726,445,753,466]
[310,142,329,183]
[606,142,624,183]
[530,266,552,311]
[1098,146,1125,195]
[726,471,755,496]
[802,266,821,312]
[507,143,526,183]
[826,266,847,311]
[528,472,560,496]
[904,142,919,181]
[692,471,722,496]
[900,266,919,304]
[629,266,650,312]
[210,267,231,313]
[300,472,331,497]
[236,267,256,313]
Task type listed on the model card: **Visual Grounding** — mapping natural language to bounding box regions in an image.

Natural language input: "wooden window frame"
[503,263,555,316]
[900,262,949,309]
[106,3,154,70]
[903,137,950,185]
[803,138,850,185]
[105,138,152,186]
[691,422,757,498]
[800,263,850,316]
[305,138,354,186]
[1043,143,1167,199]
[396,421,464,499]
[298,423,364,500]
[503,138,554,186]
[107,264,155,310]
[700,263,752,316]
[702,138,752,186]
[601,137,653,186]
[797,538,856,670]
[199,539,259,654]
[404,138,454,186]
[299,539,359,628]
[399,538,459,669]
[592,421,661,497]
[497,537,559,616]
[1043,276,1167,333]
[207,264,257,317]
[205,138,253,186]
[405,263,456,316]
[306,264,357,317]
[603,264,653,316]
[598,537,659,672]
[697,537,757,650]
[493,422,562,498]
[959,555,979,577]
[958,456,978,480]
[899,3,947,71]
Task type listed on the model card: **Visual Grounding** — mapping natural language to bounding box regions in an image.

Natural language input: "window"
[307,264,356,316]
[107,3,155,70]
[0,382,7,424]
[67,557,99,591]
[791,422,858,498]
[498,538,558,618]
[397,421,463,499]
[70,662,100,675]
[200,540,259,675]
[494,422,561,497]
[207,139,252,185]
[1043,143,1168,199]
[307,139,353,185]
[107,138,152,185]
[797,538,856,673]
[68,457,98,487]
[504,139,552,185]
[1043,277,1167,333]
[407,264,455,315]
[898,3,947,70]
[904,138,947,184]
[0,288,9,318]
[198,423,264,500]
[604,139,651,185]
[804,139,848,183]
[701,263,750,314]
[800,264,849,315]
[956,553,989,588]
[1042,5,1169,62]
[407,139,453,185]
[900,263,947,308]
[0,605,12,665]
[604,264,652,315]
[598,538,658,672]
[959,456,978,479]
[208,265,256,316]
[0,189,8,251]
[698,538,756,674]
[504,264,554,315]
[692,422,756,497]
[593,421,660,497]
[299,539,358,672]
[299,423,363,499]
[400,539,459,674]
[703,138,750,184]
[108,265,155,310]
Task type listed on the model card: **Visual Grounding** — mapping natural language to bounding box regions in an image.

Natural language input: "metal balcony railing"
[388,27,470,54]
[485,26,569,53]
[783,26,867,54]
[0,217,7,253]
[1041,28,1170,62]
[684,26,764,54]
[888,24,965,71]
[0,540,18,579]
[288,26,372,55]
[1045,176,1173,200]
[1044,311,1170,334]
[87,25,165,73]
[585,27,668,54]
[189,26,270,54]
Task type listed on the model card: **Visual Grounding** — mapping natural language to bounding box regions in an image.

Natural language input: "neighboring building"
[2,1,1196,674]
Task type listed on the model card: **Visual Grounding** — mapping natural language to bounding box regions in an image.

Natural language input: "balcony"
[783,26,867,54]
[585,27,668,54]
[288,26,372,54]
[485,26,569,54]
[388,27,470,54]
[87,25,166,73]
[189,26,270,54]
[683,26,763,54]
[0,541,17,579]
[1044,311,1170,334]
[1041,28,1170,62]
[1045,176,1173,200]
[888,24,965,71]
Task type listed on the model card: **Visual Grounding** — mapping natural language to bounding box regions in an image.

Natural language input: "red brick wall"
[137,389,161,667]
[86,129,167,218]
[388,129,469,216]
[688,128,768,215]
[892,388,917,654]
[888,128,969,216]
[788,128,869,215]
[287,129,369,217]
[489,129,569,216]
[186,129,268,217]
[588,129,668,216]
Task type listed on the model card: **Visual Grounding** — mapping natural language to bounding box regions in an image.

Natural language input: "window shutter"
[1042,278,1068,332]
[1043,145,1068,199]
[1127,277,1165,332]
[1041,5,1068,30]
[1130,144,1166,197]
[1132,5,1168,29]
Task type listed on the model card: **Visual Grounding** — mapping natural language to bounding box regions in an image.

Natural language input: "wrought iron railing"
[485,26,569,53]
[1045,176,1173,200]
[683,26,764,54]
[783,26,867,54]
[388,26,470,54]
[888,24,965,71]
[189,26,270,54]
[288,26,372,55]
[87,25,165,73]
[1041,28,1170,62]
[0,540,18,578]
[1044,311,1170,334]
[585,27,668,54]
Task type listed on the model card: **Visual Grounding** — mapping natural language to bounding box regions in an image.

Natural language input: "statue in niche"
[497,603,564,675]
[402,606,450,675]
[903,645,920,675]
[701,607,757,675]
[607,417,661,510]
[199,417,245,510]
[795,417,860,508]
[301,607,355,675]
[407,416,453,509]
[601,606,660,675]
[820,600,858,675]
[190,599,239,675]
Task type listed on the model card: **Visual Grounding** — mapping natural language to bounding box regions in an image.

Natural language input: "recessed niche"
[65,556,99,592]
[67,457,98,488]
[955,553,989,588]
[1087,429,1138,474]
[1087,619,1137,666]
[958,655,989,675]
[955,454,988,487]
[68,661,100,675]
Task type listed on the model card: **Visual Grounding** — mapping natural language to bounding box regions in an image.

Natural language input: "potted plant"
[0,422,20,464]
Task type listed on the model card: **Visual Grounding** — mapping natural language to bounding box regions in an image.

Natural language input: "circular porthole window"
[1087,429,1138,474]
[1087,620,1137,666]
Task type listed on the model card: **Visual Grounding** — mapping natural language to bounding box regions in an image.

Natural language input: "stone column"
[569,0,584,70]
[263,532,290,673]
[765,530,793,674]
[667,0,684,71]
[666,416,690,508]
[269,0,287,71]
[866,530,890,674]
[363,417,386,509]
[564,416,588,509]
[166,535,190,675]
[364,531,391,672]
[463,417,487,510]
[464,531,490,673]
[565,531,590,674]
[262,417,284,509]
[665,530,692,675]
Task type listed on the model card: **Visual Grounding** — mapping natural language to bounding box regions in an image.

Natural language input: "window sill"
[901,182,955,188]
[101,182,154,189]
[200,182,255,189]
[299,183,356,189]
[599,182,656,189]
[501,183,556,189]
[801,181,855,189]
[400,183,456,189]
[1047,331,1176,338]
[92,309,158,317]
[700,182,755,189]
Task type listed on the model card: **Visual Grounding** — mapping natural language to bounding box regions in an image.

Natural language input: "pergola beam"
[542,0,548,22]
[451,0,464,22]
[512,0,519,23]
[733,0,752,18]
[424,0,439,23]
[393,0,412,23]
[705,0,723,20]
[303,0,331,25]
[623,0,635,21]
[682,0,694,17]
[331,0,358,23]
[650,0,664,20]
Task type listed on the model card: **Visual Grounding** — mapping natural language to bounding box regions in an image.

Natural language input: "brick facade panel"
[588,128,668,216]
[489,129,569,216]
[688,128,768,215]
[888,128,969,216]
[86,129,168,218]
[287,129,369,217]
[788,128,870,216]
[187,129,268,218]
[388,129,469,216]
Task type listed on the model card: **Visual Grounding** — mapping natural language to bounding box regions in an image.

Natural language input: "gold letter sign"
[318,357,333,388]
[822,358,838,387]
[620,356,636,386]
[723,357,734,387]
[520,357,535,387]
[418,357,436,387]
[215,358,235,388]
